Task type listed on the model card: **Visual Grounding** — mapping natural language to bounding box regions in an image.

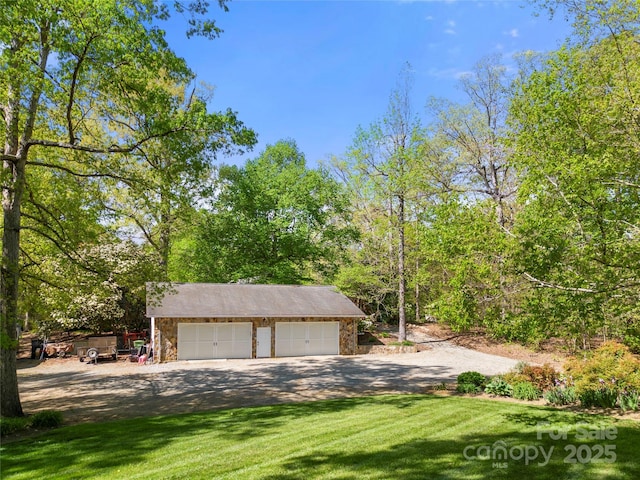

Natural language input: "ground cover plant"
[455,371,487,393]
[2,395,639,479]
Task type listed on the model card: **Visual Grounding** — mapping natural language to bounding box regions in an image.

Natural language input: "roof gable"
[146,283,365,318]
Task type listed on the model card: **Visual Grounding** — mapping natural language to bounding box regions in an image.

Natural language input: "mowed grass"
[2,395,639,479]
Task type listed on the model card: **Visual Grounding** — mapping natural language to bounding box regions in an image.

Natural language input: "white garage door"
[275,322,339,357]
[177,323,252,360]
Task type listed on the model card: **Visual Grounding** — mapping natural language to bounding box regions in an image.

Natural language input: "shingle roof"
[146,283,365,318]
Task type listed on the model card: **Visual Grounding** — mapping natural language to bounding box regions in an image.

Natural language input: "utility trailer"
[76,336,118,363]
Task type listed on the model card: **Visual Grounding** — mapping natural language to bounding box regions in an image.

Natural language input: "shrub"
[502,371,529,385]
[0,417,30,437]
[544,386,578,406]
[456,371,487,388]
[358,317,375,334]
[456,383,482,394]
[564,342,640,412]
[512,382,541,401]
[579,388,618,409]
[484,377,513,397]
[619,390,639,412]
[30,410,63,429]
[521,364,558,391]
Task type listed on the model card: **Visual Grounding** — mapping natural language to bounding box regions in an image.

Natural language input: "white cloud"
[425,15,434,21]
[427,67,471,80]
[444,19,456,35]
[506,28,519,38]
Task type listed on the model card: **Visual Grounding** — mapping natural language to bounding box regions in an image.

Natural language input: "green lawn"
[1,395,639,479]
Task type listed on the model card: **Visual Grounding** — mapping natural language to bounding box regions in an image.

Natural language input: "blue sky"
[163,0,572,167]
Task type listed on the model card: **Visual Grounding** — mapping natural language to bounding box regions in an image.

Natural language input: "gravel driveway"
[17,335,519,425]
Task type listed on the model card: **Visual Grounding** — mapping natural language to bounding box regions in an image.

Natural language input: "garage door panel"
[179,324,198,342]
[178,322,252,360]
[307,323,323,340]
[198,324,215,341]
[215,324,234,341]
[275,322,339,357]
[291,323,306,340]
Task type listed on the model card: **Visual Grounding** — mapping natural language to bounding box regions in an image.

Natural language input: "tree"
[1,0,235,417]
[423,55,522,333]
[338,68,424,340]
[510,0,640,348]
[101,82,256,275]
[176,140,356,284]
[39,239,162,335]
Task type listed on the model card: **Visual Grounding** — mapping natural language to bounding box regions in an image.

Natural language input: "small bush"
[512,382,541,401]
[579,388,618,408]
[30,410,63,429]
[358,317,375,334]
[521,364,558,391]
[565,341,640,394]
[456,371,487,388]
[484,377,513,397]
[619,390,639,412]
[564,341,640,412]
[456,383,482,394]
[544,386,578,406]
[502,371,529,385]
[0,416,30,437]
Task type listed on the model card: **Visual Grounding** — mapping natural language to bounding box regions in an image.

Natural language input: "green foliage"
[37,240,162,334]
[456,383,483,394]
[456,371,487,394]
[457,371,488,388]
[512,382,541,401]
[509,13,640,347]
[484,376,513,397]
[544,386,578,406]
[1,410,63,437]
[622,325,640,354]
[0,416,29,437]
[579,389,619,409]
[619,390,639,412]
[564,341,640,395]
[178,140,356,284]
[502,371,529,385]
[388,340,415,347]
[30,410,63,429]
[357,317,375,334]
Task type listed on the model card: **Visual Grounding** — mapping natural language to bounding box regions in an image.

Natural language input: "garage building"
[146,283,365,362]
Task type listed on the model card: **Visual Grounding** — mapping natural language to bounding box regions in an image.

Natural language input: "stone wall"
[153,316,359,362]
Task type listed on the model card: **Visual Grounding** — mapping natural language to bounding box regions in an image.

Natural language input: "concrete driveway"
[17,340,519,425]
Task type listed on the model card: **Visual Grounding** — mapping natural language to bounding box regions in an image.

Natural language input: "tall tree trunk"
[1,152,26,417]
[398,195,406,341]
[415,259,420,324]
[1,26,49,417]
